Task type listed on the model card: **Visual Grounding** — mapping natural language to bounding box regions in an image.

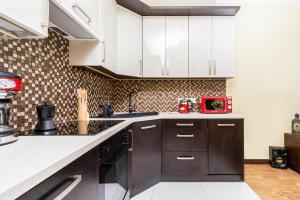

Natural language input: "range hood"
[49,0,100,40]
[0,16,38,39]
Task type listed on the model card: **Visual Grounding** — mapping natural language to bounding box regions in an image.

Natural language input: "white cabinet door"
[69,0,116,72]
[0,0,48,38]
[117,6,142,77]
[212,16,235,78]
[189,16,212,78]
[166,16,189,78]
[102,0,117,73]
[143,16,166,78]
[63,0,101,34]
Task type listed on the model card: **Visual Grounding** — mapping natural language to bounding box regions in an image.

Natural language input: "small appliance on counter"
[99,104,114,117]
[0,72,22,145]
[292,113,300,134]
[269,146,288,169]
[200,96,232,114]
[178,98,193,113]
[34,102,57,135]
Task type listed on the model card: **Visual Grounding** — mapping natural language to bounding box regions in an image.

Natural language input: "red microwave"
[200,96,232,114]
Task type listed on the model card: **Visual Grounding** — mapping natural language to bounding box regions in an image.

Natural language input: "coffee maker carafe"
[0,72,22,145]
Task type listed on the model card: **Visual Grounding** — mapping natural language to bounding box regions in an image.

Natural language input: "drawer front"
[163,129,208,151]
[163,119,207,131]
[162,152,208,179]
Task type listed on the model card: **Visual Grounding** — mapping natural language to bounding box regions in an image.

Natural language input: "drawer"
[162,152,208,180]
[163,119,207,131]
[163,129,208,151]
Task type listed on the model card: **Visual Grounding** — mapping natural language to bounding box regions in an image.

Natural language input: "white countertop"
[0,112,243,200]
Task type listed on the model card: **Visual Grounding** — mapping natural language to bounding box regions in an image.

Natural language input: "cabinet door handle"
[139,59,143,76]
[166,60,170,76]
[128,129,133,152]
[161,65,165,76]
[208,60,212,75]
[213,60,216,75]
[177,156,195,160]
[176,123,194,127]
[43,175,82,200]
[102,41,106,63]
[218,123,236,127]
[177,134,194,138]
[141,125,157,130]
[72,3,92,24]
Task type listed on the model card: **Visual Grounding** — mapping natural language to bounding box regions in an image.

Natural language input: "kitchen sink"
[109,112,159,118]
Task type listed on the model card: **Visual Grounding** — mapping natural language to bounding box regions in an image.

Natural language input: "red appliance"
[0,72,22,91]
[178,99,192,114]
[200,96,232,114]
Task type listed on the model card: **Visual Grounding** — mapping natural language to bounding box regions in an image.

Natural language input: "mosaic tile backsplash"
[0,30,226,132]
[0,30,113,131]
[113,79,226,112]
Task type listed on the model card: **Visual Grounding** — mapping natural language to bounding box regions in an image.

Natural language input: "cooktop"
[23,120,124,136]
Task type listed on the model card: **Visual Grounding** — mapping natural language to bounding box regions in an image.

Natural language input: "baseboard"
[244,159,269,164]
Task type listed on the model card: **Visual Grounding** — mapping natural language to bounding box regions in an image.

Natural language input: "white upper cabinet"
[189,16,235,78]
[189,16,212,78]
[143,16,166,77]
[165,16,189,78]
[61,0,101,35]
[0,0,48,38]
[102,0,117,72]
[69,0,117,73]
[117,6,142,77]
[212,16,235,78]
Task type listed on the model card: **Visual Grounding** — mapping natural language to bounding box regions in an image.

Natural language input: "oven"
[99,129,130,200]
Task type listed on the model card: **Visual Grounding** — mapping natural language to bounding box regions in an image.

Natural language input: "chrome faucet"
[128,92,136,114]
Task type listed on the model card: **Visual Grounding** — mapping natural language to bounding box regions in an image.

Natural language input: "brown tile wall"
[0,30,226,132]
[0,30,113,131]
[112,79,226,112]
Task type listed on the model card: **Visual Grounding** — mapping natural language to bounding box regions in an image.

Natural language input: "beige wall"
[227,3,300,159]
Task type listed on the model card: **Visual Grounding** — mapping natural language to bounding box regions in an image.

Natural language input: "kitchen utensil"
[77,89,89,121]
[0,72,22,145]
[34,102,57,134]
[178,99,189,114]
[100,104,114,117]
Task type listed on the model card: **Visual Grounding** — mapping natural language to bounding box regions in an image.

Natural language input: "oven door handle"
[128,129,133,152]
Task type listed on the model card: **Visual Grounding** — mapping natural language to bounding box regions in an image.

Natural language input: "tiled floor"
[131,182,260,200]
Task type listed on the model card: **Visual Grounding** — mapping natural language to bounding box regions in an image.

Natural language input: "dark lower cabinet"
[17,148,99,200]
[162,152,208,181]
[208,119,244,175]
[129,120,161,197]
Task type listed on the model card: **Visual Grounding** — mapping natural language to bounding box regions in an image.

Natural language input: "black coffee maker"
[34,102,57,135]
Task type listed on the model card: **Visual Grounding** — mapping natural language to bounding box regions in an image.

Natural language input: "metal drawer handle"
[52,175,82,200]
[218,123,236,127]
[72,3,92,24]
[141,125,157,130]
[176,123,194,127]
[177,134,194,138]
[177,156,195,160]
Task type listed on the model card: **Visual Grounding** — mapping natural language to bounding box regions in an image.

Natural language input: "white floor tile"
[151,182,206,200]
[130,185,155,200]
[201,182,261,200]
